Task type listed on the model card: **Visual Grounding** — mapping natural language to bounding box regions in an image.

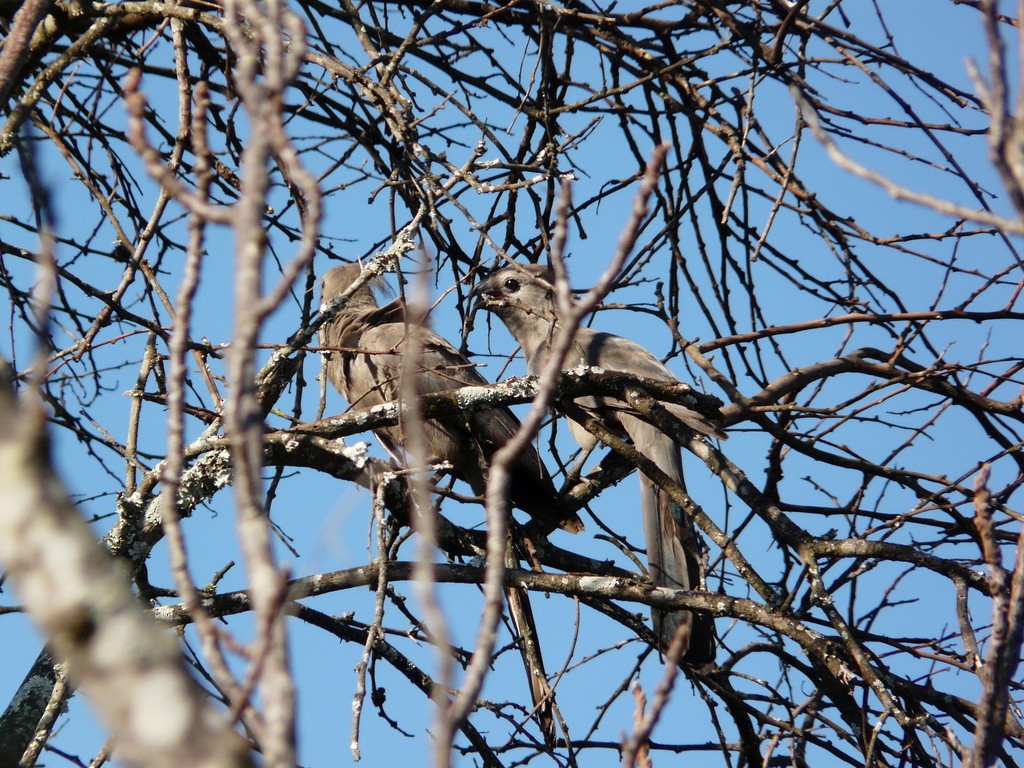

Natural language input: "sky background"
[1,1,1021,766]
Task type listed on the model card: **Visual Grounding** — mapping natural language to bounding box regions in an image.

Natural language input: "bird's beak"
[469,278,500,314]
[462,280,482,334]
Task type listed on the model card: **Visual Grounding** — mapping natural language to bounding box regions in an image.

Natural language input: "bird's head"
[471,263,557,322]
[320,263,392,315]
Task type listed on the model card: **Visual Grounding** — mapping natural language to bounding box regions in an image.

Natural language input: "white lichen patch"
[368,403,397,420]
[502,375,541,398]
[569,364,603,377]
[455,385,493,409]
[341,442,370,468]
[578,575,614,592]
[175,451,232,509]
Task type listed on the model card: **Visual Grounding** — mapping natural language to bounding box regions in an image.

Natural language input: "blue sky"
[1,1,1022,766]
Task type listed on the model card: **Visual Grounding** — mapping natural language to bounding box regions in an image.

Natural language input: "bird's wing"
[330,319,583,533]
[572,328,725,439]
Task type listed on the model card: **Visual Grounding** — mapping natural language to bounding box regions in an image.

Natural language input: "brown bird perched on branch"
[473,263,724,667]
[320,263,584,744]
[319,263,583,535]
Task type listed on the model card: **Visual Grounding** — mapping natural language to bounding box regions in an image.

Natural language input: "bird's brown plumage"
[320,263,584,745]
[320,264,584,535]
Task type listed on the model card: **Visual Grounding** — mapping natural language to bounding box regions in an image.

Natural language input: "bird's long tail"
[505,586,557,746]
[634,425,715,666]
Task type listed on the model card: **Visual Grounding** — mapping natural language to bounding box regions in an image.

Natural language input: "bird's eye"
[502,277,520,292]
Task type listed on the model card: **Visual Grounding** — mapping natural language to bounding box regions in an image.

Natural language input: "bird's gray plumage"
[473,263,722,666]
